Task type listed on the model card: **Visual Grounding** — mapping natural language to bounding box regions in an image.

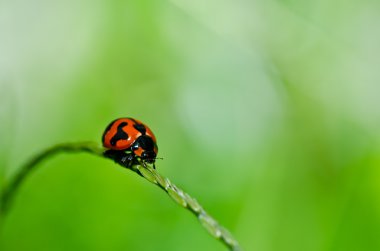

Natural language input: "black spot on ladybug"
[133,123,146,135]
[110,122,129,146]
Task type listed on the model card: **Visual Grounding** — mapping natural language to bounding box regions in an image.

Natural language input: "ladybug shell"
[102,118,158,158]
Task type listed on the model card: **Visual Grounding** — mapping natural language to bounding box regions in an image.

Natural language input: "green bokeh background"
[1,0,380,250]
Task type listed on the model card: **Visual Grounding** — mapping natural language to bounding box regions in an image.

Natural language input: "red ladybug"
[102,118,158,166]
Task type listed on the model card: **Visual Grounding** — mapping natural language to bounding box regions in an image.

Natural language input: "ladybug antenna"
[155,157,164,160]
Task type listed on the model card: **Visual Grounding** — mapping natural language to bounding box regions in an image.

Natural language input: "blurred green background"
[1,0,380,250]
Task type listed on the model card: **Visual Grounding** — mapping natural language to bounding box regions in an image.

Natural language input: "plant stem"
[0,142,242,251]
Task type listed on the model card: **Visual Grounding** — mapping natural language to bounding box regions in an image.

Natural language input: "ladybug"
[102,118,158,168]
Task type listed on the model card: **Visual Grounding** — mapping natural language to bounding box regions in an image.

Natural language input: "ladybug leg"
[141,160,147,168]
[120,153,134,167]
[104,150,135,168]
[141,160,155,169]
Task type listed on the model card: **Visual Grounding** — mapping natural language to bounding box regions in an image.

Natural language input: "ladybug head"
[141,150,157,163]
[131,135,158,163]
